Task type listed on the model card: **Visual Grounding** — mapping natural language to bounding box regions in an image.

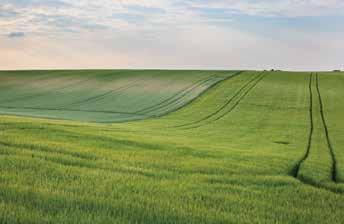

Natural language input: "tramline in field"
[0,70,238,122]
[0,70,343,224]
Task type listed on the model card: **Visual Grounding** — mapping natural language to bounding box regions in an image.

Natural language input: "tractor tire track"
[315,73,337,182]
[173,72,261,128]
[140,77,219,115]
[212,73,266,123]
[291,73,314,178]
[0,70,120,106]
[183,72,266,129]
[58,80,141,109]
[0,75,97,105]
[44,72,136,108]
[144,72,244,122]
[137,72,243,115]
[135,76,215,114]
[61,71,194,110]
[173,71,264,129]
[0,106,148,116]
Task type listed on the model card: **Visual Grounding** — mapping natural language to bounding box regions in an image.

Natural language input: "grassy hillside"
[0,70,237,122]
[0,70,343,223]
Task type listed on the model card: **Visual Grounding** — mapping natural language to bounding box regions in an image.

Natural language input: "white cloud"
[1,21,343,70]
[185,0,344,17]
[2,0,343,37]
[0,0,344,70]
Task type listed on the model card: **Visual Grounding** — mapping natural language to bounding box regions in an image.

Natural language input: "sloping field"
[0,70,237,122]
[0,71,344,223]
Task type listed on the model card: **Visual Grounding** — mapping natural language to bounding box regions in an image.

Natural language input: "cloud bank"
[0,0,343,70]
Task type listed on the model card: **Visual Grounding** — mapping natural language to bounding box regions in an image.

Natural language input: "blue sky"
[1,0,343,70]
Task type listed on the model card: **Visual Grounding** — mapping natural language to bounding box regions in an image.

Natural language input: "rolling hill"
[0,70,343,224]
[0,70,238,122]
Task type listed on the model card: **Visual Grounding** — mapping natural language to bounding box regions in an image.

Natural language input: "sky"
[0,0,344,71]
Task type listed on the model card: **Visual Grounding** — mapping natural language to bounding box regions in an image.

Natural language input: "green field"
[0,70,343,223]
[0,70,236,122]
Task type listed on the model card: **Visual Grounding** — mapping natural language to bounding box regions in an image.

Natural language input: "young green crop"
[0,70,343,224]
[0,70,237,122]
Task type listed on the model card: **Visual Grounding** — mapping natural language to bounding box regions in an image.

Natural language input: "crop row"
[173,71,266,129]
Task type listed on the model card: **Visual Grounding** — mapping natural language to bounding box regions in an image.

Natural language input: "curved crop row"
[174,72,266,129]
[0,74,96,105]
[59,77,145,109]
[141,77,223,116]
[135,76,216,115]
[0,70,236,122]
